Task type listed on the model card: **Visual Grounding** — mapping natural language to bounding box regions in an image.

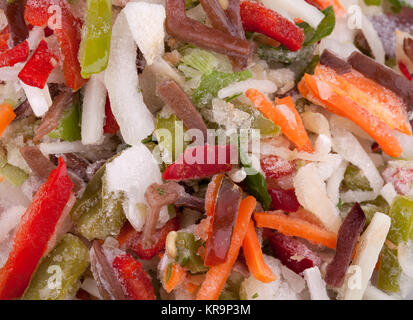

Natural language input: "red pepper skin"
[260,155,296,180]
[0,40,29,68]
[120,217,180,260]
[112,254,155,300]
[24,0,86,91]
[18,40,56,88]
[399,61,413,81]
[239,1,304,51]
[268,188,300,212]
[0,157,74,300]
[103,96,120,134]
[0,28,9,53]
[162,145,236,181]
[267,231,321,275]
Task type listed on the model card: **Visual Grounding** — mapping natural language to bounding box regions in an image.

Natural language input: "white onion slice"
[218,80,277,99]
[81,73,106,145]
[27,26,44,51]
[303,267,329,300]
[105,11,155,145]
[39,141,91,155]
[341,190,378,203]
[123,2,165,65]
[360,14,385,65]
[20,81,52,117]
[342,212,391,300]
[301,111,331,138]
[326,160,348,207]
[398,241,413,279]
[363,285,397,300]
[381,183,397,206]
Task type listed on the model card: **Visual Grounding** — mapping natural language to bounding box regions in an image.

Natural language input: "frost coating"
[105,11,155,145]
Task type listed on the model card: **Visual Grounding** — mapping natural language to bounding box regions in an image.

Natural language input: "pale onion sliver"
[360,14,385,65]
[105,11,155,146]
[398,241,413,279]
[81,73,106,145]
[326,160,348,207]
[342,212,391,300]
[20,81,52,117]
[303,267,329,300]
[123,2,165,65]
[218,80,277,99]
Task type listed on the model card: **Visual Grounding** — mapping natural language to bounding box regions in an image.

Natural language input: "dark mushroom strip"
[4,0,28,45]
[225,0,245,40]
[348,51,413,110]
[165,0,253,60]
[90,241,126,300]
[404,38,413,63]
[50,153,91,182]
[174,193,205,212]
[157,79,208,140]
[13,100,33,121]
[325,203,366,287]
[20,145,84,194]
[320,49,351,75]
[199,0,250,70]
[33,90,73,143]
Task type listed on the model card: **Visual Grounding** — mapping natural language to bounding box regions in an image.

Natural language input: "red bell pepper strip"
[399,61,413,81]
[240,1,304,51]
[18,40,56,88]
[118,217,180,260]
[112,253,155,300]
[0,40,29,68]
[0,157,73,300]
[24,0,86,91]
[103,95,120,134]
[162,145,237,181]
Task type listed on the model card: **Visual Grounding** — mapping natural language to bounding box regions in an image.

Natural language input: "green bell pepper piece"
[237,105,280,136]
[48,93,81,142]
[0,152,28,186]
[78,0,112,78]
[360,196,390,225]
[23,234,89,300]
[155,114,186,163]
[175,232,207,274]
[341,164,372,192]
[377,245,401,293]
[387,196,413,244]
[71,165,126,240]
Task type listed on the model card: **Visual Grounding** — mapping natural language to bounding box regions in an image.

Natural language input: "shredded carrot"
[246,89,314,153]
[0,176,4,183]
[310,0,346,17]
[289,208,325,229]
[196,196,257,300]
[164,263,186,293]
[298,72,403,158]
[254,211,337,249]
[242,220,277,283]
[184,281,199,294]
[0,103,16,137]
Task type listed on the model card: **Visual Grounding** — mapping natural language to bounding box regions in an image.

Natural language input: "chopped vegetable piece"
[103,96,119,135]
[23,234,89,300]
[257,43,315,65]
[4,0,28,45]
[24,0,86,91]
[342,164,372,192]
[156,114,186,163]
[309,0,345,17]
[268,188,300,213]
[205,176,242,266]
[246,90,314,153]
[162,145,236,181]
[112,253,155,300]
[325,203,366,287]
[378,245,401,292]
[165,0,254,60]
[0,162,28,186]
[175,232,207,274]
[0,102,16,137]
[78,0,112,78]
[0,40,29,68]
[240,1,304,51]
[192,69,252,106]
[243,221,276,283]
[197,196,256,300]
[268,231,322,274]
[300,6,335,47]
[320,49,351,74]
[163,263,186,293]
[387,196,413,245]
[260,155,296,181]
[0,158,73,300]
[254,211,337,249]
[48,93,82,142]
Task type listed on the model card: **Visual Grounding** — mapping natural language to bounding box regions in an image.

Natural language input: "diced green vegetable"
[192,70,252,106]
[377,245,401,292]
[299,6,336,47]
[155,114,186,163]
[0,152,28,186]
[181,48,217,75]
[257,44,315,65]
[237,105,280,136]
[78,0,112,78]
[361,196,390,225]
[239,141,271,210]
[23,234,89,300]
[175,232,207,274]
[71,165,126,240]
[219,271,244,300]
[387,196,413,244]
[185,0,199,9]
[295,54,320,83]
[341,164,372,192]
[364,0,381,5]
[48,93,81,142]
[385,0,412,13]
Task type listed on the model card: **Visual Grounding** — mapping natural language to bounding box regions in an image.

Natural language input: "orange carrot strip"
[164,263,186,293]
[196,196,257,300]
[311,0,346,17]
[298,73,402,158]
[0,176,4,183]
[254,212,337,249]
[0,103,16,136]
[242,220,277,283]
[246,89,314,153]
